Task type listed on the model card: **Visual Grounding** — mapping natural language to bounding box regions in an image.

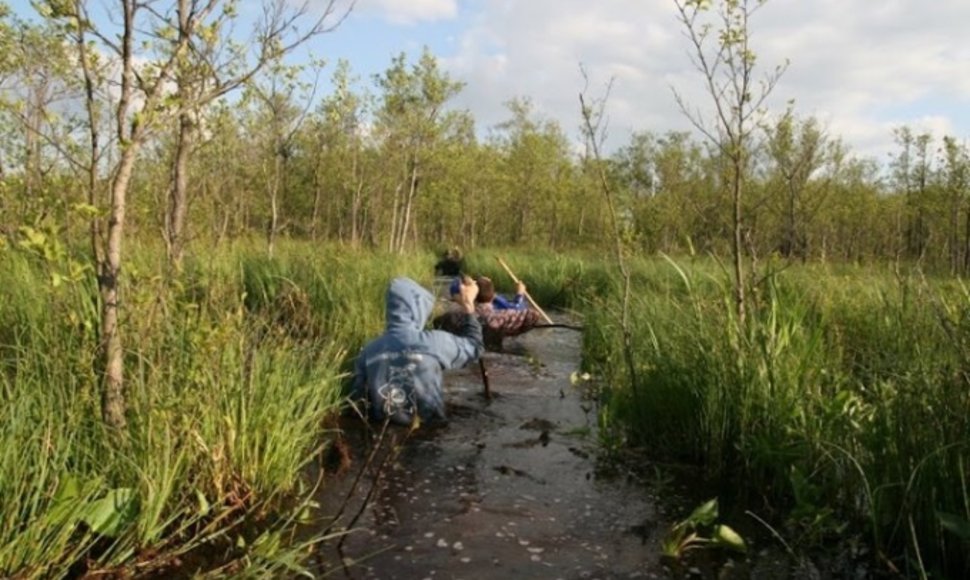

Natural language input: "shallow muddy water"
[311,325,673,579]
[302,319,881,580]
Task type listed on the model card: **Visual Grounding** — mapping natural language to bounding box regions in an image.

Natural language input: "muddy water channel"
[310,325,683,579]
[304,314,813,579]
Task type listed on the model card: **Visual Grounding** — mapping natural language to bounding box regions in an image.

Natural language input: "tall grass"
[9,239,966,576]
[584,258,970,576]
[0,240,436,577]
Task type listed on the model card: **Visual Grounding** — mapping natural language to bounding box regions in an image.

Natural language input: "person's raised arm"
[511,281,527,310]
[455,276,478,314]
[430,277,483,368]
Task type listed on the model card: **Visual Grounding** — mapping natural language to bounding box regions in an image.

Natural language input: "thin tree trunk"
[351,179,364,247]
[399,156,419,254]
[964,207,970,275]
[98,0,140,432]
[732,158,746,324]
[388,180,402,252]
[23,81,46,208]
[77,21,103,268]
[310,163,323,241]
[267,153,282,257]
[949,194,959,275]
[349,146,362,246]
[166,111,194,272]
[101,149,137,431]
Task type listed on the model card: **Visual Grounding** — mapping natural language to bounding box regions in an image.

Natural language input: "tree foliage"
[0,3,968,280]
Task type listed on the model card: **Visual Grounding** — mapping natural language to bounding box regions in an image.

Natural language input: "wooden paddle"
[496,257,554,324]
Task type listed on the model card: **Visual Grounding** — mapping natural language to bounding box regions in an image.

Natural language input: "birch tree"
[42,0,346,429]
[764,108,833,260]
[673,0,787,323]
[374,49,463,253]
[164,0,349,271]
[939,136,970,273]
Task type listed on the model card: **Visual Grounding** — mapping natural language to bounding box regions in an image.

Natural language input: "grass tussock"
[583,257,970,577]
[0,240,437,577]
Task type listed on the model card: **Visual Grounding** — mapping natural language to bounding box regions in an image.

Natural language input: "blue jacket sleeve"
[425,312,483,369]
[493,294,527,310]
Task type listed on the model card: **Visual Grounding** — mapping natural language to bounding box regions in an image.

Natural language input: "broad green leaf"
[937,511,970,541]
[195,489,211,516]
[51,475,83,505]
[45,475,105,528]
[713,524,747,552]
[80,488,139,538]
[687,498,719,527]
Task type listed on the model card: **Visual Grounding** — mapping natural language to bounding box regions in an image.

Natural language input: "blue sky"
[8,0,970,163]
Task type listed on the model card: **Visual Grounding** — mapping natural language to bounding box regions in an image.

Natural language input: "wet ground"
[311,324,674,579]
[303,317,891,580]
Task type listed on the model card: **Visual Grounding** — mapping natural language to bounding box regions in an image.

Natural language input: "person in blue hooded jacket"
[352,276,483,426]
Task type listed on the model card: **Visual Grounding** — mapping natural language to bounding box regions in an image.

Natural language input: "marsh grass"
[0,240,441,577]
[583,257,970,576]
[5,240,968,576]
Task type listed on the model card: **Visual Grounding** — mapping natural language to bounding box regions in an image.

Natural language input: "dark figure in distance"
[434,248,465,277]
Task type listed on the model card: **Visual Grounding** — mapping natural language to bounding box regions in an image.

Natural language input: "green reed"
[0,240,439,577]
[583,258,970,577]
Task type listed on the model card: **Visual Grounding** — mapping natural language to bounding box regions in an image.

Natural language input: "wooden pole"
[496,257,554,324]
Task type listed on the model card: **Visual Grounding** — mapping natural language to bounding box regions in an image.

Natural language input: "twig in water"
[338,428,408,550]
[321,416,392,539]
[745,510,794,556]
[479,357,491,399]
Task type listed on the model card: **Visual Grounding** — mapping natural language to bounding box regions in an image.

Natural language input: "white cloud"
[358,0,458,25]
[439,0,970,162]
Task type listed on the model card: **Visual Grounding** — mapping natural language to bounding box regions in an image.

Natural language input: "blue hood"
[385,277,434,333]
[353,276,482,425]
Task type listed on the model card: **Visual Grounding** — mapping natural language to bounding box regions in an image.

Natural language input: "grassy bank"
[0,240,434,577]
[582,257,970,577]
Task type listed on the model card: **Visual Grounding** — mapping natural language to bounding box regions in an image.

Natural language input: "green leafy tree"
[764,107,837,260]
[243,57,322,256]
[493,97,575,246]
[33,0,343,429]
[673,0,787,323]
[938,135,969,273]
[817,155,885,262]
[891,126,934,262]
[416,109,477,248]
[373,48,464,253]
[163,0,349,271]
[614,130,717,253]
[195,102,253,242]
[304,59,371,244]
[59,0,199,430]
[0,12,85,234]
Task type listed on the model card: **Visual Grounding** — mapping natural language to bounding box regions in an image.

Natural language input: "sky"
[9,0,970,164]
